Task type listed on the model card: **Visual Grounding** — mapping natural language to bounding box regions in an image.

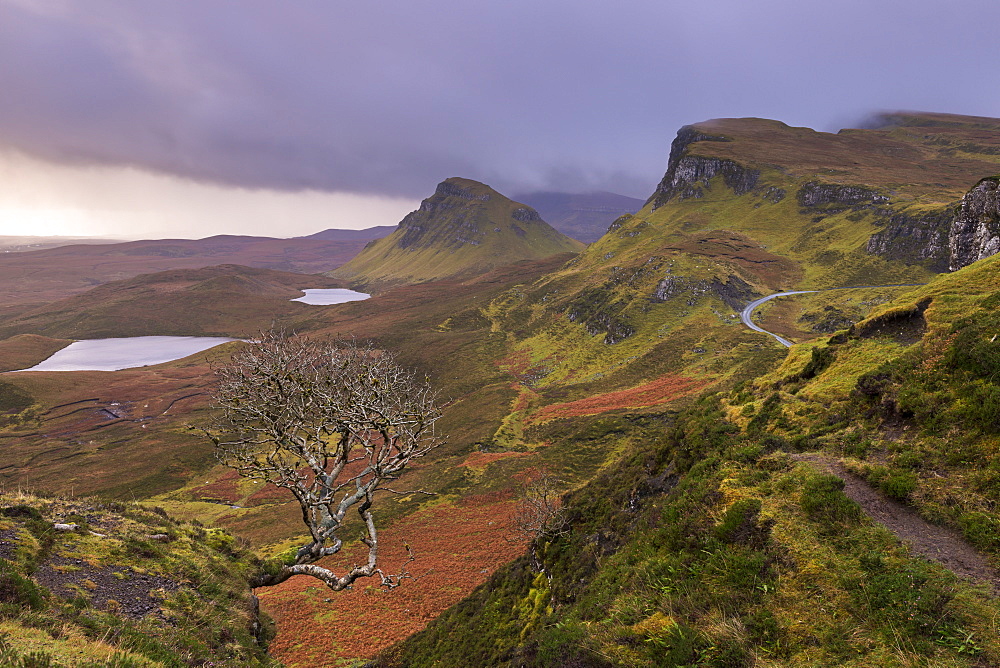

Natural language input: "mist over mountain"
[511,191,645,243]
[300,226,396,241]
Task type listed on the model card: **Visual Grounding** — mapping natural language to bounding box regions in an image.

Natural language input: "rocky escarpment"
[797,182,890,209]
[864,177,1000,273]
[648,126,759,210]
[948,177,1000,271]
[433,179,492,202]
[652,275,758,312]
[865,208,953,272]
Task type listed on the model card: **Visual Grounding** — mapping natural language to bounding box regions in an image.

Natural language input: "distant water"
[13,336,237,372]
[291,288,370,305]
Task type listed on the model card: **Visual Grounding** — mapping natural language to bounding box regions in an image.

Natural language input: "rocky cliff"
[643,118,1000,277]
[647,126,759,209]
[865,208,953,272]
[865,176,1000,273]
[948,177,1000,271]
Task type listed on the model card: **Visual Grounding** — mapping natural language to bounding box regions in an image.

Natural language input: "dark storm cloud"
[1,0,998,199]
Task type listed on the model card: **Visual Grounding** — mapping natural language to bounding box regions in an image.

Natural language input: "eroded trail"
[794,453,1000,593]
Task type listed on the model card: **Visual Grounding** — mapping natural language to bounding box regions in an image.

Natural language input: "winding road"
[741,284,926,347]
[740,291,817,347]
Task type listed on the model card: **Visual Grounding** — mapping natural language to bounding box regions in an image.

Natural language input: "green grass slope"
[377,398,1000,667]
[448,113,1000,425]
[723,251,1000,553]
[329,177,584,290]
[376,252,1000,667]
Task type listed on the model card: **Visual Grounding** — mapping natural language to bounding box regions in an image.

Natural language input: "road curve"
[741,283,926,348]
[740,291,817,347]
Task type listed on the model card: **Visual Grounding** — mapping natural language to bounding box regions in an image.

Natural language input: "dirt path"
[794,453,1000,593]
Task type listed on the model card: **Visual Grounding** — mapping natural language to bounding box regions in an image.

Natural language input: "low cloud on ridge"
[0,0,998,237]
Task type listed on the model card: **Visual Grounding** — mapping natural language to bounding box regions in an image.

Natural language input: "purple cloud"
[0,0,997,200]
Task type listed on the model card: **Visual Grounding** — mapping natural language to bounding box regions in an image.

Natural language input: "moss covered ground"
[0,490,277,667]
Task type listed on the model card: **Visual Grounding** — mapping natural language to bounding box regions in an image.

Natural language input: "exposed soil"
[794,453,1000,592]
[852,297,930,344]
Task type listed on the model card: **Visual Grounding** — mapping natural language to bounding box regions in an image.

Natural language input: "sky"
[0,0,998,239]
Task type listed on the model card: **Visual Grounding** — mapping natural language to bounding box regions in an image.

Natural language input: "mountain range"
[512,191,645,243]
[2,112,1000,667]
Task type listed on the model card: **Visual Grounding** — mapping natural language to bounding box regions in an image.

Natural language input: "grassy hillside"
[376,252,1000,667]
[0,234,369,309]
[330,177,584,289]
[445,113,1000,428]
[0,490,276,666]
[0,264,346,341]
[726,252,1000,548]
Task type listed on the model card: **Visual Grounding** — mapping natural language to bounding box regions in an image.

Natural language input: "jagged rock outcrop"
[864,177,1000,272]
[651,276,700,303]
[648,127,758,209]
[797,182,890,208]
[512,207,541,222]
[948,177,1000,271]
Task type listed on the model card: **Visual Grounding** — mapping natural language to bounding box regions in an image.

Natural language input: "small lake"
[291,288,370,305]
[13,336,237,372]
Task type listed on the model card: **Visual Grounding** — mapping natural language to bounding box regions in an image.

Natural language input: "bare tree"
[511,469,569,543]
[208,329,441,591]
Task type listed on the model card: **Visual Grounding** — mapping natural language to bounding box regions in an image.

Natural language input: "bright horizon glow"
[0,150,417,240]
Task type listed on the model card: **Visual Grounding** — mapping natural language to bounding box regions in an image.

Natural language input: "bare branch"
[509,469,569,544]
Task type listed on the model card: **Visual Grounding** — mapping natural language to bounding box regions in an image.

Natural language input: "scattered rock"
[0,529,17,560]
[34,556,180,620]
